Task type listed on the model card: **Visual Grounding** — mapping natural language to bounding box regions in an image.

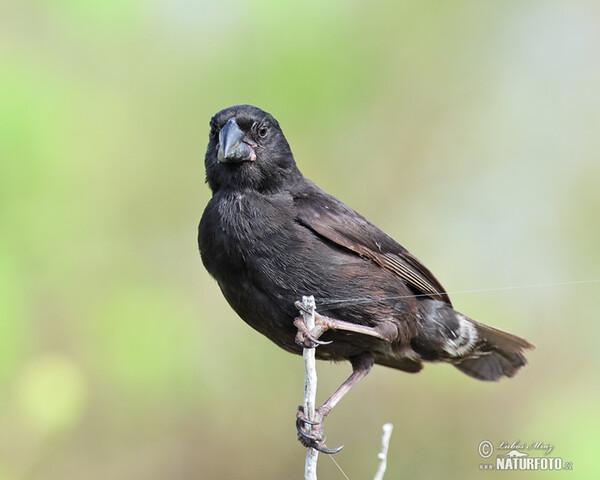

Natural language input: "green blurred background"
[1,1,599,479]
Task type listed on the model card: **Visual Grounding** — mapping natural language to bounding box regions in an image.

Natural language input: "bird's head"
[204,105,301,193]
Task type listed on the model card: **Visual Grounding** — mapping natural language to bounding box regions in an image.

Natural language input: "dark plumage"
[198,104,533,451]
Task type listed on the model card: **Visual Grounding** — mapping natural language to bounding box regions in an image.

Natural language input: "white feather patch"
[443,315,478,357]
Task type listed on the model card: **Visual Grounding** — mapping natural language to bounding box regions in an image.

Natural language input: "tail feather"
[413,299,534,381]
[454,319,534,381]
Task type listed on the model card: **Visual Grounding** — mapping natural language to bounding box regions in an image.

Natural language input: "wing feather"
[294,184,451,306]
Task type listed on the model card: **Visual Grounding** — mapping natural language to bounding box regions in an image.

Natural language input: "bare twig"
[373,423,394,480]
[297,297,393,480]
[299,295,319,480]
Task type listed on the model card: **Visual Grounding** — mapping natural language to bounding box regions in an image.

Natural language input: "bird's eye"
[258,125,269,138]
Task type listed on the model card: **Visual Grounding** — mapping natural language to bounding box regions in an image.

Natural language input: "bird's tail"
[453,318,534,381]
[413,299,534,381]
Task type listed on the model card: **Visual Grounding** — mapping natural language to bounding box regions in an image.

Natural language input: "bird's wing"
[293,185,452,306]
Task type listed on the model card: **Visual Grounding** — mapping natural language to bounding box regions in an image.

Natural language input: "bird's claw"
[294,300,310,314]
[296,418,319,440]
[293,315,332,348]
[300,417,320,426]
[306,334,332,346]
[296,406,343,454]
[317,444,344,455]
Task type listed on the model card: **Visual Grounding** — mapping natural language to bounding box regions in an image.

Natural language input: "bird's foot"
[296,406,343,454]
[293,313,333,348]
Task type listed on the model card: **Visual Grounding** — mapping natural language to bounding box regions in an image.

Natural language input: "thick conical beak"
[217,118,256,163]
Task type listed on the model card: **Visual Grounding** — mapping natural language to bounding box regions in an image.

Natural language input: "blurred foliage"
[1,0,599,479]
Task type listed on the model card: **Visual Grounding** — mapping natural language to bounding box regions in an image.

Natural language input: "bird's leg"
[296,354,374,454]
[293,306,387,348]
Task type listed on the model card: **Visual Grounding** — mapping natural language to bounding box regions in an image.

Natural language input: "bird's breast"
[199,190,296,279]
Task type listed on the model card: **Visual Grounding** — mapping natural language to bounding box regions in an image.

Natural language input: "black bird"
[198,105,533,453]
